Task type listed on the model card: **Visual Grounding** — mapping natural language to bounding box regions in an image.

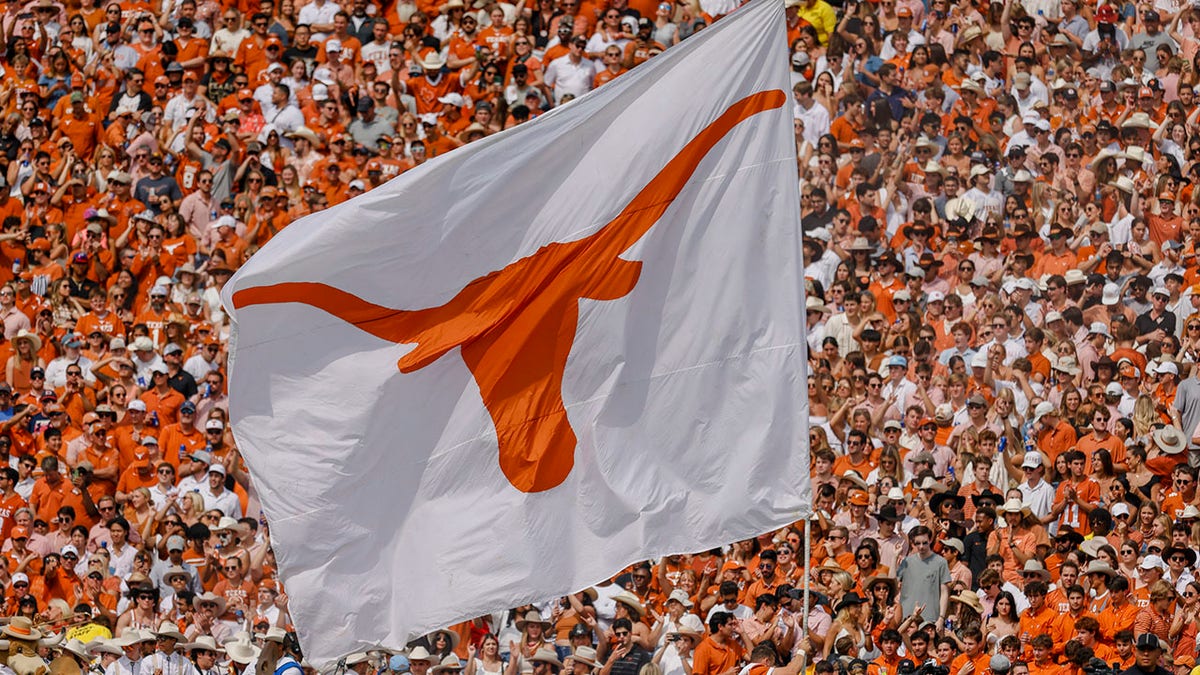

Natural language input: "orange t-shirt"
[692,636,744,675]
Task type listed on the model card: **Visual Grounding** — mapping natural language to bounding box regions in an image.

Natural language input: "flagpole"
[802,517,811,638]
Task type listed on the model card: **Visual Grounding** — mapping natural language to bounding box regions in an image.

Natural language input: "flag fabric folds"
[223,0,810,663]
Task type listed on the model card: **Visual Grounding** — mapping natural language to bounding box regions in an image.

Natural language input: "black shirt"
[1135,309,1176,337]
[67,276,99,300]
[168,367,198,399]
[1120,664,1172,675]
[607,647,652,675]
[963,528,990,586]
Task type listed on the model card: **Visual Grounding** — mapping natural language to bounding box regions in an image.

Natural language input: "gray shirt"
[1129,30,1176,70]
[897,551,950,624]
[348,115,396,151]
[1175,375,1200,450]
[199,153,234,205]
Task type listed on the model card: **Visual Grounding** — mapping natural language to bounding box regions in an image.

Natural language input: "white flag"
[224,0,809,663]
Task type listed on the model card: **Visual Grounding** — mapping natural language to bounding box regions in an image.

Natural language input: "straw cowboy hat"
[1090,148,1122,169]
[1079,538,1109,558]
[261,627,290,643]
[429,629,460,650]
[458,123,488,144]
[1021,560,1051,581]
[514,610,552,632]
[841,470,869,491]
[12,329,40,353]
[213,516,249,536]
[864,576,898,595]
[1153,426,1187,454]
[950,590,984,614]
[1083,561,1117,578]
[571,646,599,669]
[286,127,321,145]
[610,591,646,619]
[431,656,464,674]
[2,617,42,642]
[1000,498,1033,519]
[419,52,446,70]
[192,592,227,617]
[528,650,563,668]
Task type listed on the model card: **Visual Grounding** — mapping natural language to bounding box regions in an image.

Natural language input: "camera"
[899,661,949,675]
[1082,658,1118,675]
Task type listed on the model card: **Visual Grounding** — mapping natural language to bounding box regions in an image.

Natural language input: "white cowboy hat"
[153,621,185,642]
[85,639,123,656]
[225,638,261,665]
[261,627,290,643]
[61,638,90,662]
[183,636,223,653]
[419,52,446,70]
[114,631,154,648]
[407,647,435,663]
[213,516,248,535]
[665,589,693,608]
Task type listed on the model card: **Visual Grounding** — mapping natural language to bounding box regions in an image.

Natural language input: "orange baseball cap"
[238,88,254,100]
[11,527,28,539]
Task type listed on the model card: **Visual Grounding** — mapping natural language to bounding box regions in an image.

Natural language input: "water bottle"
[150,411,159,428]
[998,436,1007,454]
[204,383,212,397]
[11,258,19,274]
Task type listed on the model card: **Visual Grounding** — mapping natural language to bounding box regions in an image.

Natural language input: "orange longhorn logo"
[233,90,786,493]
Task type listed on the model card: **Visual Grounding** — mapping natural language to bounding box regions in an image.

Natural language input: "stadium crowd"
[0,0,1197,674]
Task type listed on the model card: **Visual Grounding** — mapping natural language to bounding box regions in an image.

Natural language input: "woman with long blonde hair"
[5,329,42,395]
[1133,396,1159,438]
[822,593,871,658]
